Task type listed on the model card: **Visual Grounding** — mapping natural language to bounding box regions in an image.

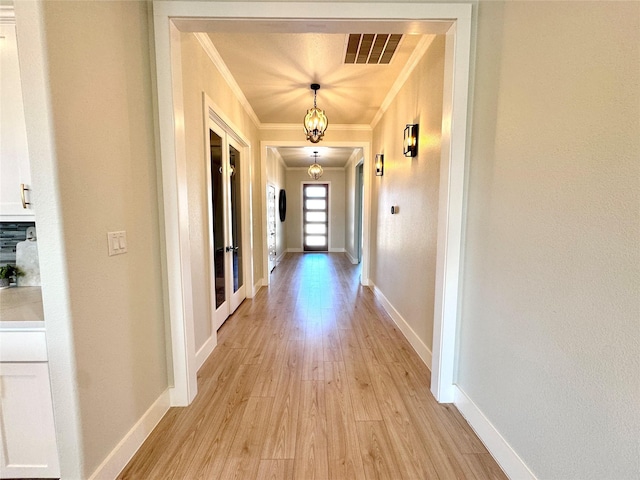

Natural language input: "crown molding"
[286,166,346,171]
[193,32,261,128]
[370,34,436,130]
[0,5,15,24]
[260,123,371,131]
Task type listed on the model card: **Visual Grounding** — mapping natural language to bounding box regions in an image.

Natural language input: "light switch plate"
[107,231,127,256]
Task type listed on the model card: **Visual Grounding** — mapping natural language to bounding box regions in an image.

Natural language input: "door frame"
[153,1,473,405]
[355,161,364,264]
[260,141,372,288]
[204,99,250,333]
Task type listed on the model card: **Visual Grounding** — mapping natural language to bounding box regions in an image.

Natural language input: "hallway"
[119,253,506,479]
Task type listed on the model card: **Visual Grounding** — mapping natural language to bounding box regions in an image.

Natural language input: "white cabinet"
[0,363,60,479]
[0,328,59,479]
[0,20,34,220]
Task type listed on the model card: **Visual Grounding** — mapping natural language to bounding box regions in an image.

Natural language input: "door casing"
[153,1,473,406]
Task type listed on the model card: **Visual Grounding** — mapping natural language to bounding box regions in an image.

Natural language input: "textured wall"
[27,1,167,476]
[371,36,445,354]
[458,2,640,478]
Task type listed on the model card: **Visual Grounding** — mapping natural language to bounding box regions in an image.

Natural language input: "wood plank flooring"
[119,253,507,480]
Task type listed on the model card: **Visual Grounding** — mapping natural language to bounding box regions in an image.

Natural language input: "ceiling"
[207,32,424,126]
[183,20,450,168]
[274,146,357,169]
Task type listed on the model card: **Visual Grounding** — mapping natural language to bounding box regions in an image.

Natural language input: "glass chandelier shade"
[303,84,328,144]
[308,151,324,180]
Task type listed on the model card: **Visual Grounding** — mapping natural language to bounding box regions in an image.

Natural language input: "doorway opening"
[154,3,473,406]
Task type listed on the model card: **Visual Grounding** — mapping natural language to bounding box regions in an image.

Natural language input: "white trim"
[329,248,345,253]
[194,33,261,127]
[195,334,217,371]
[0,5,15,23]
[88,389,171,480]
[286,166,346,172]
[154,18,198,406]
[454,386,538,480]
[370,34,436,129]
[276,250,287,263]
[260,122,371,132]
[153,0,471,407]
[345,250,358,264]
[261,139,371,287]
[372,285,432,370]
[430,15,472,403]
[287,248,303,253]
[252,280,263,296]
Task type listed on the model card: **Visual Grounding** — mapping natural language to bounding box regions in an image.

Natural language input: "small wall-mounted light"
[375,154,384,176]
[403,124,418,157]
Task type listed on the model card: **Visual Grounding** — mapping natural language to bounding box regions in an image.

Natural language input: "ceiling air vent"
[344,34,403,64]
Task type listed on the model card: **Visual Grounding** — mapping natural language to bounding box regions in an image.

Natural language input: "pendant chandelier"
[308,151,324,180]
[303,83,328,144]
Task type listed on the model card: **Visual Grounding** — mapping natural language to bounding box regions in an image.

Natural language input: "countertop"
[0,286,44,323]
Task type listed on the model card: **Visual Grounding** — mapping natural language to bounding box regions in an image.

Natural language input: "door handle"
[20,184,31,209]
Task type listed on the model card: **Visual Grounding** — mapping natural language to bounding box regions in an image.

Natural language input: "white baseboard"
[88,389,170,480]
[253,280,264,294]
[371,284,432,370]
[345,250,358,264]
[329,247,345,253]
[454,386,537,480]
[195,333,217,372]
[276,250,287,264]
[287,248,303,253]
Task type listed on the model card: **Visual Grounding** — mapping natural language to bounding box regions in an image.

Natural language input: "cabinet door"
[0,22,34,220]
[0,362,60,479]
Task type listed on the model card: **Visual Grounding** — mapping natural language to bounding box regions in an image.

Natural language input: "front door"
[303,183,329,252]
[207,122,245,330]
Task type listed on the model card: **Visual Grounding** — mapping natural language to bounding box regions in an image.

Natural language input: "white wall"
[265,148,287,260]
[180,33,262,353]
[285,169,346,251]
[344,150,363,263]
[370,35,445,357]
[458,2,640,478]
[17,1,168,476]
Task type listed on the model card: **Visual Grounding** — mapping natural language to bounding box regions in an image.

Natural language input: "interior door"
[267,185,276,273]
[207,122,245,330]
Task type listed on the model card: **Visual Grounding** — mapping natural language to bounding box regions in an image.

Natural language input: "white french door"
[206,120,245,330]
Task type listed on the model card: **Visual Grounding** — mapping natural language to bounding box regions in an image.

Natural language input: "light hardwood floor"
[119,253,507,480]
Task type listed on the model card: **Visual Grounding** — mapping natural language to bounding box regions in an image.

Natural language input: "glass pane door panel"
[305,236,327,247]
[210,129,225,308]
[305,186,327,197]
[229,144,243,293]
[305,224,326,235]
[305,199,326,210]
[306,212,326,222]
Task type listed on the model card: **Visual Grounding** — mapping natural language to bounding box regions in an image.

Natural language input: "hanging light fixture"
[303,83,328,143]
[308,151,324,180]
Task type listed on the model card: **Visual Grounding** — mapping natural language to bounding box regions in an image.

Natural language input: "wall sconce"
[375,154,384,176]
[403,124,418,157]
